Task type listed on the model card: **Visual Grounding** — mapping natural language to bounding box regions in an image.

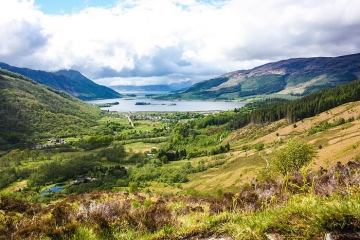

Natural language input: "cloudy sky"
[1,0,360,86]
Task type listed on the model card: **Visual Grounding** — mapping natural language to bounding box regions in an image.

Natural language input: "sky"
[0,0,360,86]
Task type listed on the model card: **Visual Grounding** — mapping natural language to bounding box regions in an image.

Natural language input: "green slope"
[0,69,102,149]
[0,63,122,100]
[54,69,122,100]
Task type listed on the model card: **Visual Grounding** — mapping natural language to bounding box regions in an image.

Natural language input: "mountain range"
[168,53,360,100]
[0,63,121,100]
[111,84,173,92]
[110,80,193,93]
[1,53,360,101]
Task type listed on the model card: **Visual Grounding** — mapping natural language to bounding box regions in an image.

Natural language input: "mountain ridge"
[174,53,360,99]
[111,84,173,92]
[0,63,121,100]
[110,80,193,92]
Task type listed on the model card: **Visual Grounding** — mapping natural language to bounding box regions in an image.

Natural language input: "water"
[40,184,65,195]
[87,92,246,112]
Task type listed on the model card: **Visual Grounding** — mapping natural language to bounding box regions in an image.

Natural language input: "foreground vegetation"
[1,159,360,239]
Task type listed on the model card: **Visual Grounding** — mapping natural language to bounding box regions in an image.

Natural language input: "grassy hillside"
[0,69,102,149]
[184,100,360,194]
[0,63,122,100]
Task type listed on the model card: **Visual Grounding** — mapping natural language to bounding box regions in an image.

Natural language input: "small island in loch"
[135,102,151,105]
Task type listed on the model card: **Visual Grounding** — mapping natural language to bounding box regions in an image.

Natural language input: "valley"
[2,0,360,238]
[1,59,360,239]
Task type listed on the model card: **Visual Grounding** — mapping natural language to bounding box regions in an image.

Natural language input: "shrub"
[271,138,317,175]
[216,188,223,198]
[129,182,138,193]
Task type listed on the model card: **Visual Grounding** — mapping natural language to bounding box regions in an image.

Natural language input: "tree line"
[228,79,360,130]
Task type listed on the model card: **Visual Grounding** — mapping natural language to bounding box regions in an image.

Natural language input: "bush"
[129,182,138,193]
[271,138,317,175]
[254,143,265,151]
[216,188,223,198]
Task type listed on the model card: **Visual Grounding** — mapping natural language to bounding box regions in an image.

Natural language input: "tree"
[270,138,317,175]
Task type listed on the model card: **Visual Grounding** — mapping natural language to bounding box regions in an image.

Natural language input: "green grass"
[185,153,266,195]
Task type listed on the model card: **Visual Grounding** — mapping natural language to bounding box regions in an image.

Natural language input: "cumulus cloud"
[1,0,360,86]
[0,0,48,65]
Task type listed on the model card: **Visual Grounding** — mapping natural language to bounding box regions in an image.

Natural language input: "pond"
[40,184,65,195]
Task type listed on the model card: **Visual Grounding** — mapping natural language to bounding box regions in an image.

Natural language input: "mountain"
[167,80,193,91]
[174,53,360,99]
[111,84,172,92]
[0,63,121,100]
[111,81,193,93]
[0,68,102,149]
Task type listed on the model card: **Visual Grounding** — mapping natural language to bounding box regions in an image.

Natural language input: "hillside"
[185,99,360,193]
[0,63,122,100]
[0,69,102,149]
[1,86,360,239]
[169,53,360,100]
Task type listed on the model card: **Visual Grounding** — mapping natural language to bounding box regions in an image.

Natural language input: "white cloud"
[1,0,360,86]
[0,0,47,63]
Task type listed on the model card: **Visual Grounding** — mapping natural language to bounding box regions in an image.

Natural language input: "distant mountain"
[0,63,121,100]
[111,85,172,92]
[0,68,102,149]
[167,80,193,91]
[171,53,360,100]
[111,81,193,93]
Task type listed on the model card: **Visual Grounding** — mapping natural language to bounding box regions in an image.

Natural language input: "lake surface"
[87,92,246,112]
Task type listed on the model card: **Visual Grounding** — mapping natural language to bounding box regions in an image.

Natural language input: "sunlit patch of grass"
[2,180,27,193]
[185,153,265,195]
[72,227,98,240]
[125,142,163,152]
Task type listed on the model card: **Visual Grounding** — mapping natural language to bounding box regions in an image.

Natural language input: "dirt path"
[126,114,134,127]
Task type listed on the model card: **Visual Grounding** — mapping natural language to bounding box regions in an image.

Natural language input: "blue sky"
[34,0,222,14]
[34,0,118,14]
[1,0,360,86]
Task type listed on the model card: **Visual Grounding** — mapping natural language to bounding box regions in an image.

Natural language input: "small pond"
[40,184,65,195]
